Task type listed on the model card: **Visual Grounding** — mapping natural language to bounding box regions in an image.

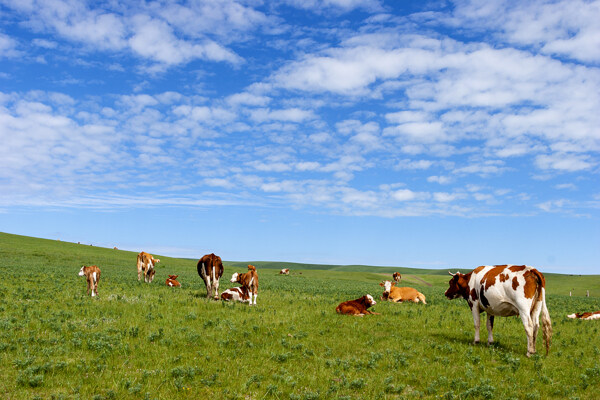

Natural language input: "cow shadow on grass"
[430,332,524,356]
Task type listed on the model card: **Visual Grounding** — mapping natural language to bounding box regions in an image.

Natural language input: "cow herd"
[77,255,598,357]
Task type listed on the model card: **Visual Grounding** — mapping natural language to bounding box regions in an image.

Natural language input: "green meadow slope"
[1,231,599,399]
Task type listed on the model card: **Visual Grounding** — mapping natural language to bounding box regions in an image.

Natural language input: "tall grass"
[1,232,599,399]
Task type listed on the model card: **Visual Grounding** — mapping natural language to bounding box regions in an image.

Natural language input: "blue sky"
[1,0,599,274]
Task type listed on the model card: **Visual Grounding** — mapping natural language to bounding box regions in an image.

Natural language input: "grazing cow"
[379,281,427,304]
[567,311,600,320]
[137,252,159,283]
[393,272,402,282]
[165,275,181,287]
[280,268,290,275]
[445,265,552,357]
[230,265,259,305]
[197,253,224,300]
[221,286,251,303]
[336,295,379,316]
[79,265,101,297]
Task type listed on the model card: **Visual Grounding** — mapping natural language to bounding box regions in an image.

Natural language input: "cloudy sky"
[1,0,599,274]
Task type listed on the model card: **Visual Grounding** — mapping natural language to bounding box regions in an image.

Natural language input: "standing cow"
[230,265,259,305]
[197,253,224,300]
[79,265,101,297]
[445,265,552,357]
[393,272,402,282]
[137,251,159,283]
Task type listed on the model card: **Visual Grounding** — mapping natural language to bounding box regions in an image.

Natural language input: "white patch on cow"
[253,293,257,305]
[588,313,600,320]
[367,294,376,306]
[78,267,85,276]
[567,313,577,319]
[382,281,392,292]
[230,272,239,283]
[168,281,173,287]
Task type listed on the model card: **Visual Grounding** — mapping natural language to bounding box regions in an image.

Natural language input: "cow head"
[365,294,376,307]
[152,258,160,267]
[78,266,86,276]
[379,280,394,292]
[148,268,156,282]
[168,275,178,280]
[230,272,239,283]
[445,271,469,300]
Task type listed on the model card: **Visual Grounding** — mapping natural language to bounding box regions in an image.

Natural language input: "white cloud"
[249,108,315,123]
[535,153,595,172]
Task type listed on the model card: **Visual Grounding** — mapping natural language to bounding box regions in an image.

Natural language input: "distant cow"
[393,272,402,282]
[165,275,181,287]
[230,265,259,305]
[221,286,251,303]
[280,268,290,275]
[336,295,379,316]
[445,265,552,357]
[137,252,159,283]
[79,265,101,297]
[379,281,426,304]
[197,253,224,300]
[567,311,600,320]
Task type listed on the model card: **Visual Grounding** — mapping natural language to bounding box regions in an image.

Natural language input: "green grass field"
[1,232,599,400]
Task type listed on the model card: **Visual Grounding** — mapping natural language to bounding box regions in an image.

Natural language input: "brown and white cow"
[567,311,600,320]
[336,294,379,316]
[221,286,251,303]
[79,265,101,297]
[279,268,290,275]
[393,272,402,282]
[445,265,552,357]
[165,275,181,287]
[230,265,259,305]
[379,281,426,304]
[197,253,224,300]
[137,251,159,283]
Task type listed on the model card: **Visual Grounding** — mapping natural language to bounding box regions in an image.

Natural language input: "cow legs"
[486,315,494,345]
[471,307,481,344]
[212,268,219,300]
[530,299,543,350]
[519,311,536,357]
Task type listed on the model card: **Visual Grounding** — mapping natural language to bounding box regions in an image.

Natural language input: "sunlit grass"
[0,232,599,399]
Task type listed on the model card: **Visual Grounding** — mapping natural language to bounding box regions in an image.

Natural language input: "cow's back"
[197,253,223,280]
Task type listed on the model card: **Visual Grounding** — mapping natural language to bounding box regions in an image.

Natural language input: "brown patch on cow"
[473,266,485,274]
[499,273,510,283]
[512,276,519,290]
[221,292,233,300]
[470,288,478,301]
[509,265,527,272]
[482,266,506,290]
[523,270,538,299]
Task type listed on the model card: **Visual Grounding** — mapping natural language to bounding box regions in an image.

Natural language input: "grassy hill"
[1,231,599,399]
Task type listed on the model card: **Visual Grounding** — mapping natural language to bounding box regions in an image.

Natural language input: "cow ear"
[379,282,384,287]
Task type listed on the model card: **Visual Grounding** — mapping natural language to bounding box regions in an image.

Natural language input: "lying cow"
[280,268,290,275]
[445,265,552,357]
[393,272,402,282]
[79,265,101,297]
[567,311,600,320]
[165,275,181,287]
[221,286,251,303]
[379,281,426,304]
[336,294,379,316]
[137,251,159,283]
[230,265,258,305]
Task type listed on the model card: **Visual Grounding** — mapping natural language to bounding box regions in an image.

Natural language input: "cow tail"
[533,269,552,355]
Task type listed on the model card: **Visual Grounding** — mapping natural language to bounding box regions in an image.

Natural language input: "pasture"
[0,232,599,400]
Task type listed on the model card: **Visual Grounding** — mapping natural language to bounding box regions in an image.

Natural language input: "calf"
[445,265,552,357]
[393,272,402,282]
[280,268,290,275]
[336,294,379,316]
[567,311,600,320]
[165,275,181,287]
[79,265,101,297]
[230,265,259,305]
[221,286,251,303]
[137,251,159,283]
[379,281,426,304]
